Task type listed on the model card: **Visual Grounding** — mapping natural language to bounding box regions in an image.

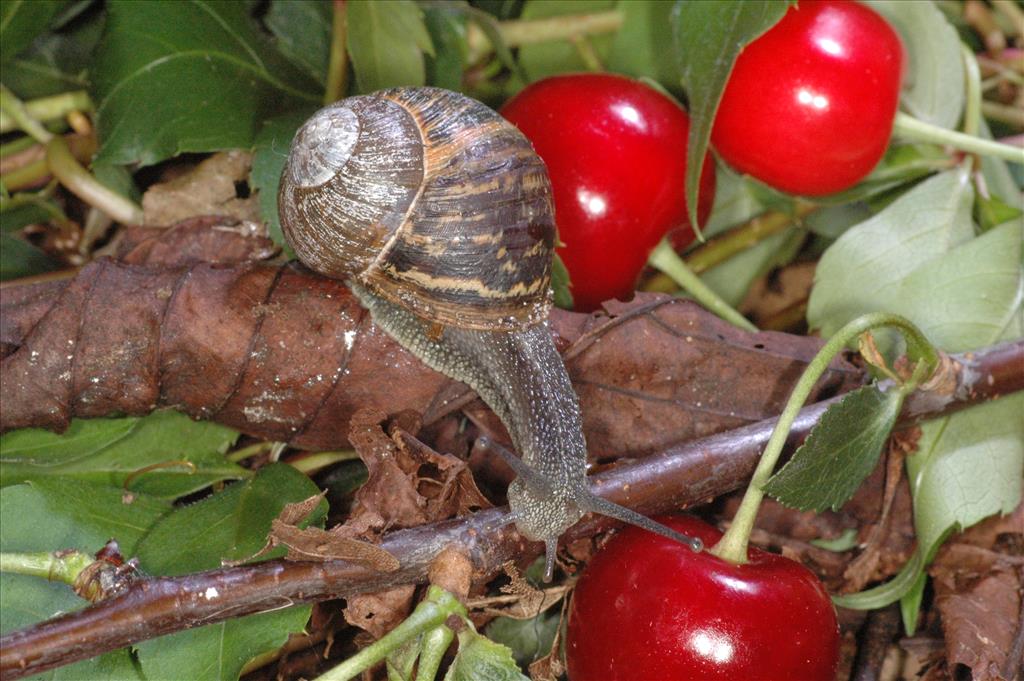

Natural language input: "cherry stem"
[892,112,1022,164]
[648,239,758,332]
[710,312,940,565]
[465,10,623,63]
[313,586,466,681]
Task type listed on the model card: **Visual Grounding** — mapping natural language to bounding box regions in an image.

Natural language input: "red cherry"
[711,0,904,196]
[566,515,840,681]
[501,74,715,312]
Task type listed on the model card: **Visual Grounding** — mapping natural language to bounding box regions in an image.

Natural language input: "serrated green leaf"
[134,464,325,681]
[809,164,1024,621]
[348,0,433,92]
[0,410,245,498]
[765,386,904,511]
[91,0,319,166]
[807,167,976,340]
[251,108,316,253]
[516,0,615,83]
[864,0,964,130]
[266,0,332,85]
[1,479,170,679]
[444,628,530,681]
[672,0,789,233]
[0,0,67,63]
[135,463,324,574]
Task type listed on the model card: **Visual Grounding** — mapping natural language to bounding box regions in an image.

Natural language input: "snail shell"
[278,87,556,331]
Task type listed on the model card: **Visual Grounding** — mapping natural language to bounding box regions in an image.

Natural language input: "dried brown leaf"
[141,151,261,226]
[342,584,416,640]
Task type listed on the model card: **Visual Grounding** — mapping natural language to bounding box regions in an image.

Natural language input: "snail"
[278,87,701,578]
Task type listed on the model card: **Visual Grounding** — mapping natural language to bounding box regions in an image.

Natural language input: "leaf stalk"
[710,312,939,564]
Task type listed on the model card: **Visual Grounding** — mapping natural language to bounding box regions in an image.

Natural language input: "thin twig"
[0,340,1021,679]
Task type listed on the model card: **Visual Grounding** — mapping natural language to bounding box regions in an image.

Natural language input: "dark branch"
[1,339,1021,679]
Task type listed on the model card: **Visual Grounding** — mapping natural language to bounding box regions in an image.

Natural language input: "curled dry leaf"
[0,217,863,455]
[346,409,492,537]
[141,151,263,226]
[343,584,417,641]
[253,494,402,573]
[930,497,1024,680]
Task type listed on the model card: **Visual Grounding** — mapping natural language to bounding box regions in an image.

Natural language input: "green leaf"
[1,479,170,679]
[347,0,433,93]
[0,231,58,281]
[807,167,976,341]
[976,194,1023,233]
[606,0,680,94]
[907,394,1024,570]
[833,547,925,609]
[90,0,319,166]
[134,464,325,681]
[485,612,560,670]
[672,0,789,232]
[810,527,858,552]
[443,627,530,681]
[423,6,468,92]
[1,3,99,99]
[251,108,316,253]
[765,385,905,511]
[265,0,332,85]
[809,166,1024,618]
[0,410,245,498]
[135,463,324,574]
[0,0,67,63]
[550,252,574,310]
[900,570,927,634]
[864,0,964,130]
[516,0,616,82]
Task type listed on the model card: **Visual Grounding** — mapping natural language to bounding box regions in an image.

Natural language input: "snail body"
[279,87,699,577]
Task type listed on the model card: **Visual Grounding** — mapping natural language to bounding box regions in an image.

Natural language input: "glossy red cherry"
[712,0,904,196]
[500,74,715,312]
[566,515,840,681]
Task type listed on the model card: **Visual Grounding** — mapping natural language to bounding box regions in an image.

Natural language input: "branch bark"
[2,337,1021,679]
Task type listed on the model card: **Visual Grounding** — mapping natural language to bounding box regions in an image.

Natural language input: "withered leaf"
[1,227,863,457]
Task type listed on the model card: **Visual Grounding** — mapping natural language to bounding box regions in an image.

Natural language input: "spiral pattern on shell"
[278,87,557,332]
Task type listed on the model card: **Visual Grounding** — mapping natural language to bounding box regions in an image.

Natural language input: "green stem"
[0,90,92,134]
[892,112,1023,163]
[0,85,54,144]
[981,101,1024,128]
[0,134,37,158]
[961,45,982,139]
[287,449,359,475]
[45,136,144,225]
[415,625,454,681]
[711,313,939,564]
[690,203,815,273]
[648,239,758,332]
[324,0,349,104]
[465,10,623,63]
[316,586,466,681]
[0,550,93,585]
